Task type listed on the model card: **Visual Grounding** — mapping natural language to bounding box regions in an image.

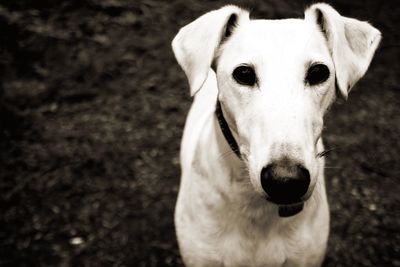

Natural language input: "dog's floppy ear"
[305,3,381,100]
[172,5,249,96]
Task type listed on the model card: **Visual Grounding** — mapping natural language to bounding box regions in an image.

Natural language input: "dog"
[172,3,381,267]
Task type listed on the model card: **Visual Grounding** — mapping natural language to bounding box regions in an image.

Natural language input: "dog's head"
[172,4,381,212]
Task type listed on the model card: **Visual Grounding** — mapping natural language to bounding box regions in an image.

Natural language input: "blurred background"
[0,0,398,266]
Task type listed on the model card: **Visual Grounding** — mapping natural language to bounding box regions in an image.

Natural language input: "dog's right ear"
[172,5,249,96]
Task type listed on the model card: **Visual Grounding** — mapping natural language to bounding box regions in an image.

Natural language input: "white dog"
[172,3,381,267]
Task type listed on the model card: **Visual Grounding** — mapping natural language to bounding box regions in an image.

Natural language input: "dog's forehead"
[223,18,328,64]
[245,19,312,34]
[238,19,322,46]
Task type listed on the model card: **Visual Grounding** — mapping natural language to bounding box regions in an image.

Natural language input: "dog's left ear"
[305,3,381,100]
[172,5,249,96]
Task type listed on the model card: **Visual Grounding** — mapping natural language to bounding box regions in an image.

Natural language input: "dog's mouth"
[278,203,304,217]
[264,196,306,217]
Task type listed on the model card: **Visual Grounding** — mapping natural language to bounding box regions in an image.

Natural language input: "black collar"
[215,100,241,159]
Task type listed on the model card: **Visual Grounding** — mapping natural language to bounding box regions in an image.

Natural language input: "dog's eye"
[232,66,256,86]
[305,64,330,86]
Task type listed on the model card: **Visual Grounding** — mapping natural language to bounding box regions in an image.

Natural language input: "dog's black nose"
[260,161,310,205]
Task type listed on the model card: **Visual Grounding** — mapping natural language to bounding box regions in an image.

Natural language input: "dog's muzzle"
[260,160,310,217]
[215,100,311,217]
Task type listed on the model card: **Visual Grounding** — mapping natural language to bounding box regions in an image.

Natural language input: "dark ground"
[0,0,398,266]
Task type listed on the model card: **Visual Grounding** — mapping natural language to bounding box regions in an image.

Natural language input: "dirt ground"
[0,0,398,266]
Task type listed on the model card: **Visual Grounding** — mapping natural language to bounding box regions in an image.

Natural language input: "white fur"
[172,4,381,267]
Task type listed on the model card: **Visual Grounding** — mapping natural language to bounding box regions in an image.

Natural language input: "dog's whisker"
[316,147,339,158]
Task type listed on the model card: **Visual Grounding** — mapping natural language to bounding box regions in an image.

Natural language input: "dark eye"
[305,64,330,86]
[232,65,257,86]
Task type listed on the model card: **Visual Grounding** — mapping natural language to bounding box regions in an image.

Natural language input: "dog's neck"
[215,100,242,159]
[194,114,276,221]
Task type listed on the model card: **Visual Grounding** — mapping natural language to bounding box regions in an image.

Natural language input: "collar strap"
[215,100,241,159]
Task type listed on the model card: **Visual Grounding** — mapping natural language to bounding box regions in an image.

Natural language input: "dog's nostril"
[260,162,310,205]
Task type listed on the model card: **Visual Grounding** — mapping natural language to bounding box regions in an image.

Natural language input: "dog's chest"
[216,225,287,267]
[207,201,320,267]
[203,204,286,266]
